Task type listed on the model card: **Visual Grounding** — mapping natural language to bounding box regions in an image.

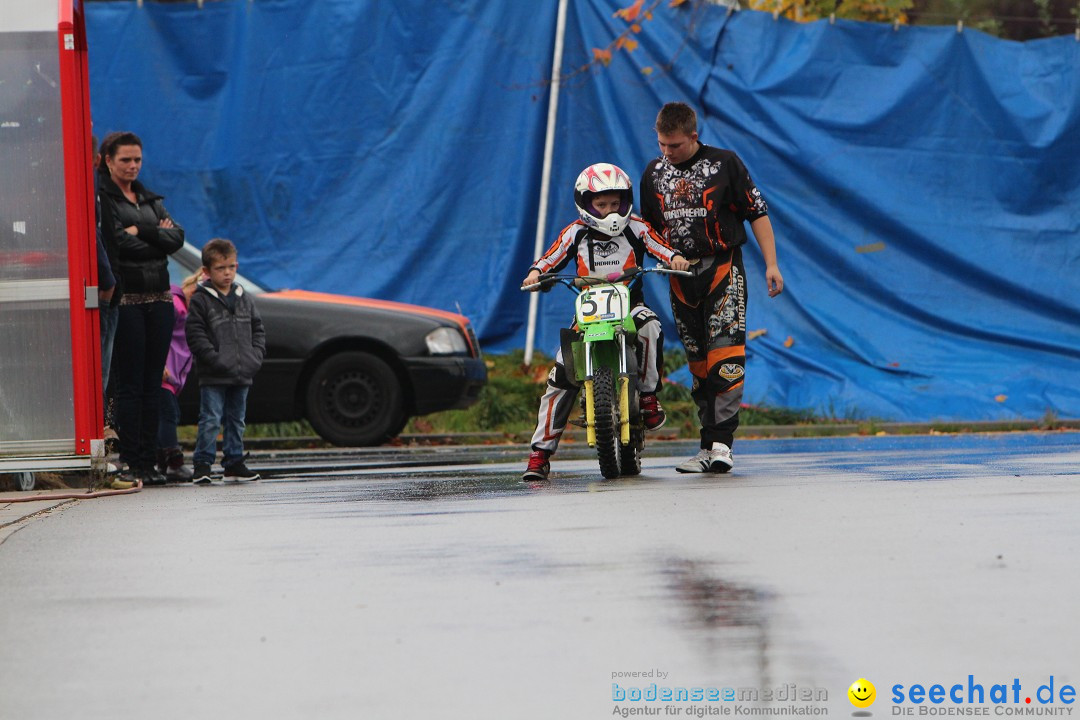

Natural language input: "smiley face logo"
[848,678,876,708]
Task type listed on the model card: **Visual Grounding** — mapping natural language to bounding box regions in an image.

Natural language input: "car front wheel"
[305,351,405,446]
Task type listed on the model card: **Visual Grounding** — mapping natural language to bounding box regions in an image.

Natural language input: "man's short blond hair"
[655,102,697,136]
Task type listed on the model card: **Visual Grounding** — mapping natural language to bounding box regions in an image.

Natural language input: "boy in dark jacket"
[186,238,267,484]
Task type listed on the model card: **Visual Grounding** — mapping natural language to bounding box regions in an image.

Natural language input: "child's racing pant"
[529,304,663,454]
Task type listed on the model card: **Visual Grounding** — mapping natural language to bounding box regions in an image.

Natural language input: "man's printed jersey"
[639,144,768,260]
[530,216,679,306]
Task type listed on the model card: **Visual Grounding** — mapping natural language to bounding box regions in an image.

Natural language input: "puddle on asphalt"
[227,467,653,507]
[657,558,832,697]
[662,558,774,678]
[664,558,770,633]
[220,430,1080,510]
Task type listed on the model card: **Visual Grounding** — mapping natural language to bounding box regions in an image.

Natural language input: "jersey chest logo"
[673,178,696,204]
[592,239,620,258]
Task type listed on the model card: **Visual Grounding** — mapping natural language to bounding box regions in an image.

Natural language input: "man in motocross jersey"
[639,102,784,474]
[521,162,690,482]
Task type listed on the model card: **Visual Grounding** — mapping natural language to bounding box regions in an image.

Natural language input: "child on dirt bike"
[521,162,690,481]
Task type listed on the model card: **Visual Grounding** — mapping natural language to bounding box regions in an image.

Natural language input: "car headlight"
[425,327,468,355]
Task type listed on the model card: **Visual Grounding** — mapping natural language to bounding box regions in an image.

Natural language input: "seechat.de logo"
[850,679,877,709]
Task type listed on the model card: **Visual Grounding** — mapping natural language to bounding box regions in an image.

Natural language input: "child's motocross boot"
[639,394,666,431]
[521,449,551,482]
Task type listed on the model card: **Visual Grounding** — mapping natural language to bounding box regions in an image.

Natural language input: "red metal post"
[57,0,101,455]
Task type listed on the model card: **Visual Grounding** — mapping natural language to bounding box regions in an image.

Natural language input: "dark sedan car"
[167,243,486,446]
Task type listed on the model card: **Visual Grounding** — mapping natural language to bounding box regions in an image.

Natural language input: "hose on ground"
[1,478,143,503]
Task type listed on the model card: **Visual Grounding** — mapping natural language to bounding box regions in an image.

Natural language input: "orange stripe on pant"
[708,258,733,294]
[670,259,733,304]
[670,275,692,307]
[688,345,744,379]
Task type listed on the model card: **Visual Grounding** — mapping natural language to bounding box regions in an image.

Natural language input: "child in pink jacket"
[156,272,201,482]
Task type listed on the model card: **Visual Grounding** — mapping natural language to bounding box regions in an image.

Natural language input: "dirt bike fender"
[571,339,622,382]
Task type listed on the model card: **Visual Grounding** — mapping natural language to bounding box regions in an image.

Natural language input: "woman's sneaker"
[108,463,139,490]
[521,449,551,482]
[140,465,167,487]
[675,442,734,473]
[108,475,137,491]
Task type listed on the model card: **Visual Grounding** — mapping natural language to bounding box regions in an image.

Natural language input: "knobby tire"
[620,426,643,476]
[592,366,621,479]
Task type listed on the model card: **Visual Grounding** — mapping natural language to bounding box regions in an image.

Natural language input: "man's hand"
[522,269,541,291]
[99,287,115,304]
[669,254,691,272]
[159,218,174,229]
[766,265,784,297]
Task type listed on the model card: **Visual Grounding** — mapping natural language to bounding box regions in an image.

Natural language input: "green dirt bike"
[522,265,690,479]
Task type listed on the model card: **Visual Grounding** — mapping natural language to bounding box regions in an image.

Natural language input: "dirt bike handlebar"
[520,264,691,292]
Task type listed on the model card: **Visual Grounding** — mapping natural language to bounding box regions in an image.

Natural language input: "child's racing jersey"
[530,216,679,307]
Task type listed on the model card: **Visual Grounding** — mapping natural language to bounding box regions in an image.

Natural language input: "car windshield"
[167,242,269,294]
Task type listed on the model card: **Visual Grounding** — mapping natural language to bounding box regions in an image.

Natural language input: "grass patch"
[406,347,845,438]
[655,348,842,436]
[175,349,850,442]
[177,420,317,443]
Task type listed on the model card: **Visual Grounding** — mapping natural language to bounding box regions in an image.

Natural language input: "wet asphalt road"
[1,433,1078,720]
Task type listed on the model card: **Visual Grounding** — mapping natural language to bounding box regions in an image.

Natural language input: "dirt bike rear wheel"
[619,426,644,476]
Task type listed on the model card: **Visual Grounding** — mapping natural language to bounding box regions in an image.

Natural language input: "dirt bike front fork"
[581,331,632,447]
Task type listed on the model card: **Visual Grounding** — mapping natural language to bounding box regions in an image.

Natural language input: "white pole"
[524,0,569,366]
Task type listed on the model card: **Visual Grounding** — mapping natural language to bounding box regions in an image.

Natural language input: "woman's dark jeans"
[114,300,174,469]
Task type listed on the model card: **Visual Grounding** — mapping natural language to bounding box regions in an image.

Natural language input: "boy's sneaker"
[639,394,666,431]
[675,442,734,474]
[223,457,260,482]
[521,449,551,482]
[193,462,215,485]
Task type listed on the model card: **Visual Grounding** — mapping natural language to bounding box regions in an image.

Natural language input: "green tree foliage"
[591,0,1078,66]
[746,0,913,24]
[910,0,1078,37]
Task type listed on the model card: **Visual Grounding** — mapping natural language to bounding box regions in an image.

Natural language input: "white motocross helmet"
[573,163,634,237]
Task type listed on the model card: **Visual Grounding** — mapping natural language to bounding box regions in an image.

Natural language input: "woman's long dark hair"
[97,131,142,172]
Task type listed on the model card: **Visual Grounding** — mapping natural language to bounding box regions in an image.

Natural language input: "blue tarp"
[85,1,1080,422]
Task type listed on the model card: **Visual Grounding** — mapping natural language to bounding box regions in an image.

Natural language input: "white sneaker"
[707,442,734,473]
[675,442,734,473]
[676,448,712,473]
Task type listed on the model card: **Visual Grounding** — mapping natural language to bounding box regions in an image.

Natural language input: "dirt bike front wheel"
[592,365,621,479]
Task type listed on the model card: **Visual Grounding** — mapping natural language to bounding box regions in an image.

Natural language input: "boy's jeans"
[193,385,249,467]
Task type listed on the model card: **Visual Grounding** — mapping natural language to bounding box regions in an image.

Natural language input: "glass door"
[0,8,77,454]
